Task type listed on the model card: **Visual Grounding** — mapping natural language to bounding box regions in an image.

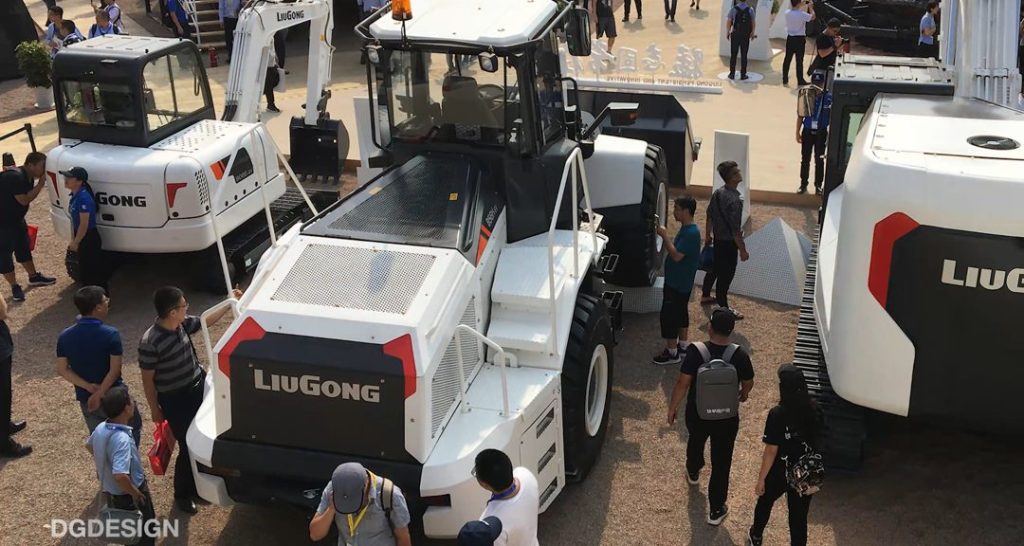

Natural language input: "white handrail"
[453,324,516,417]
[545,148,598,353]
[199,298,239,371]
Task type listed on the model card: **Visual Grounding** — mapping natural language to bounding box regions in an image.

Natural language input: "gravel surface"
[2,191,1023,546]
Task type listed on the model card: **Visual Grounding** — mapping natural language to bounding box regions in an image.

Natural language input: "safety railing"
[198,297,239,370]
[182,0,207,50]
[454,325,516,417]
[546,148,598,353]
[207,123,320,294]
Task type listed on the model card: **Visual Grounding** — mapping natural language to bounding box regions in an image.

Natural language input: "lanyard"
[488,479,519,502]
[346,472,376,538]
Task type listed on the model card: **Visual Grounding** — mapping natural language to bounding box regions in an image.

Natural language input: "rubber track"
[793,229,867,472]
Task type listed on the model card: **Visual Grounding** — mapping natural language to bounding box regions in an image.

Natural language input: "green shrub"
[15,41,52,89]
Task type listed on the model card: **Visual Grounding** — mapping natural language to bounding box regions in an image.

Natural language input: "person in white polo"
[473,449,539,546]
[782,0,816,86]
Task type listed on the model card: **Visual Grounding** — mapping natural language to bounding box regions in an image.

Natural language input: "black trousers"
[265,67,280,107]
[701,239,739,308]
[624,0,642,18]
[274,30,287,69]
[157,373,204,501]
[1,355,11,448]
[730,34,751,76]
[78,229,109,294]
[918,41,938,60]
[685,411,739,512]
[223,16,238,57]
[800,127,827,190]
[664,0,677,17]
[783,36,807,84]
[751,467,813,546]
[107,482,157,546]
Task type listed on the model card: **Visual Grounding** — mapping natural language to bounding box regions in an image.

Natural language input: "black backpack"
[732,5,753,36]
[380,478,395,530]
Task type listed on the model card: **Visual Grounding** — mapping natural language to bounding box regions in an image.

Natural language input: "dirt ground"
[2,189,1023,546]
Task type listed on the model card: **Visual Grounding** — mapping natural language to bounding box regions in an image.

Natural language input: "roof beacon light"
[392,0,412,21]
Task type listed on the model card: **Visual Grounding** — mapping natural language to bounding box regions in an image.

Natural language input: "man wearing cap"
[796,70,832,195]
[473,449,539,546]
[309,462,412,546]
[0,151,57,302]
[666,308,754,527]
[458,516,506,546]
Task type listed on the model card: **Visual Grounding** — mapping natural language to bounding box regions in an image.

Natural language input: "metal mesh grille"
[430,299,479,437]
[153,120,239,153]
[325,159,467,242]
[271,244,435,314]
[195,169,210,205]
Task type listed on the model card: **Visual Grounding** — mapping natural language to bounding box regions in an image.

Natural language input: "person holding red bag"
[0,152,57,302]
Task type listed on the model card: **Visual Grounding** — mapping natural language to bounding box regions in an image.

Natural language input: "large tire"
[598,144,669,287]
[562,293,615,483]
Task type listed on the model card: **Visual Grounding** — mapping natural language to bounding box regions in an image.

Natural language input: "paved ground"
[3,1,1024,546]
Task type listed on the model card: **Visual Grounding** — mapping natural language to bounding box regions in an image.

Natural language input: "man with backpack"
[726,0,757,80]
[796,70,832,195]
[88,10,120,39]
[309,462,413,546]
[667,308,754,526]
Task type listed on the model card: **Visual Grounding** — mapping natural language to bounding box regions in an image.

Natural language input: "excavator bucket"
[288,116,350,186]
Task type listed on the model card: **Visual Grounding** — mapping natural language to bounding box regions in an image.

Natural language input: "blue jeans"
[81,397,143,447]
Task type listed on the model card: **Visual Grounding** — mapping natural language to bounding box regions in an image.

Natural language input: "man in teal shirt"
[654,195,702,365]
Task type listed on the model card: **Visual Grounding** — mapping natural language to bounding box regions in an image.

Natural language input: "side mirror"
[564,8,592,57]
[608,102,639,126]
[582,102,639,140]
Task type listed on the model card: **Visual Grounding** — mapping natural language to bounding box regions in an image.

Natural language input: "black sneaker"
[267,104,281,113]
[677,341,690,354]
[748,528,763,546]
[815,185,823,195]
[28,272,56,286]
[707,504,729,526]
[9,420,26,435]
[652,349,681,366]
[797,186,807,194]
[728,72,736,80]
[741,74,750,80]
[11,284,25,302]
[686,469,699,485]
[0,441,32,459]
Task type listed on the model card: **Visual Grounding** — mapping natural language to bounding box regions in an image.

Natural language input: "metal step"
[791,229,867,473]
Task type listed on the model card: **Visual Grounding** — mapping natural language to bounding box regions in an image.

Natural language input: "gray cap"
[331,462,369,514]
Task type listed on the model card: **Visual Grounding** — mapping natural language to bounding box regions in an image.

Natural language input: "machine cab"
[52,35,215,148]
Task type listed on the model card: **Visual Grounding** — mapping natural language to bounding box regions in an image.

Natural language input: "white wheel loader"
[187,0,689,538]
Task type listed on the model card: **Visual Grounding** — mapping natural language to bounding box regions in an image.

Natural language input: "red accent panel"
[218,317,266,379]
[166,182,188,208]
[480,224,492,237]
[384,334,416,399]
[476,234,488,264]
[47,171,58,194]
[868,212,920,309]
[210,161,225,180]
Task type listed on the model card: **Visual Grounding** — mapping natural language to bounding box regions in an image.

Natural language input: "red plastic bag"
[27,224,38,252]
[147,420,177,476]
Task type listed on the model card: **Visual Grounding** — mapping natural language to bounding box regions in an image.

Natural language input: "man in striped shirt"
[139,285,240,514]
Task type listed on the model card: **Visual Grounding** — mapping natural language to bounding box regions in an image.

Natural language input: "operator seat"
[440,75,500,129]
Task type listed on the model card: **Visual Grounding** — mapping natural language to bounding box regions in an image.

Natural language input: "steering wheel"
[478,84,505,110]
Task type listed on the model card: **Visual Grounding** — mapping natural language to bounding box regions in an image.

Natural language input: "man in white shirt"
[782,0,815,86]
[473,449,539,546]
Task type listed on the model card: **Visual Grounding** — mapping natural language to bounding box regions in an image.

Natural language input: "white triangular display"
[695,217,810,306]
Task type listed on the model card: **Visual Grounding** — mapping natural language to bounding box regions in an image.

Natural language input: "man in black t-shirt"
[0,152,57,302]
[807,19,843,77]
[0,293,31,458]
[667,308,754,526]
[595,0,618,53]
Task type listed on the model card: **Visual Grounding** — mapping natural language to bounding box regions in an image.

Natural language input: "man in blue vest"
[796,70,832,195]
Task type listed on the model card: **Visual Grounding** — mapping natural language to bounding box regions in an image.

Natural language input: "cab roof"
[57,35,192,60]
[368,0,558,48]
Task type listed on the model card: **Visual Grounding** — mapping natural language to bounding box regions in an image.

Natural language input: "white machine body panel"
[368,0,558,47]
[582,134,649,210]
[817,94,1024,416]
